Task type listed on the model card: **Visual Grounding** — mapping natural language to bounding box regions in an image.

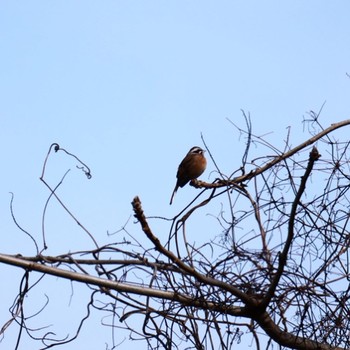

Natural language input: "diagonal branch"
[194,119,350,190]
[261,146,321,309]
[131,196,252,304]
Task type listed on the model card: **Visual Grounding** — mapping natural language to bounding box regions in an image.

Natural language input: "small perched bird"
[170,146,207,205]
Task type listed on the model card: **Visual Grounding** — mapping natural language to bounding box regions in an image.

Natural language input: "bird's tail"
[169,185,178,205]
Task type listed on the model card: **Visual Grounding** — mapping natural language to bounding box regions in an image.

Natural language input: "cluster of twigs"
[1,115,350,349]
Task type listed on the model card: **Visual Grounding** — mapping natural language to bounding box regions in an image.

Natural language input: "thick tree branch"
[0,253,247,314]
[255,311,344,350]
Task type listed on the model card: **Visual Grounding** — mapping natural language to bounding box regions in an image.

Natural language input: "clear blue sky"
[0,1,350,349]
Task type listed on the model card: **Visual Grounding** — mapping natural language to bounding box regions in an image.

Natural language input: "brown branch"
[131,196,252,304]
[255,311,345,350]
[234,120,348,183]
[195,119,350,190]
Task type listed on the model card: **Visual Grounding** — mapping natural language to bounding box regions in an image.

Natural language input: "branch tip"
[310,146,321,160]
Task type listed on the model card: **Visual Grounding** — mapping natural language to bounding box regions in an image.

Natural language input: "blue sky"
[0,1,350,349]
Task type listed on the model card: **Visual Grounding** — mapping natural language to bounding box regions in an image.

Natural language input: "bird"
[170,146,207,205]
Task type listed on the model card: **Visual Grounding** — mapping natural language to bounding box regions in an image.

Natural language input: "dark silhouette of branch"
[3,119,350,349]
[262,146,321,309]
